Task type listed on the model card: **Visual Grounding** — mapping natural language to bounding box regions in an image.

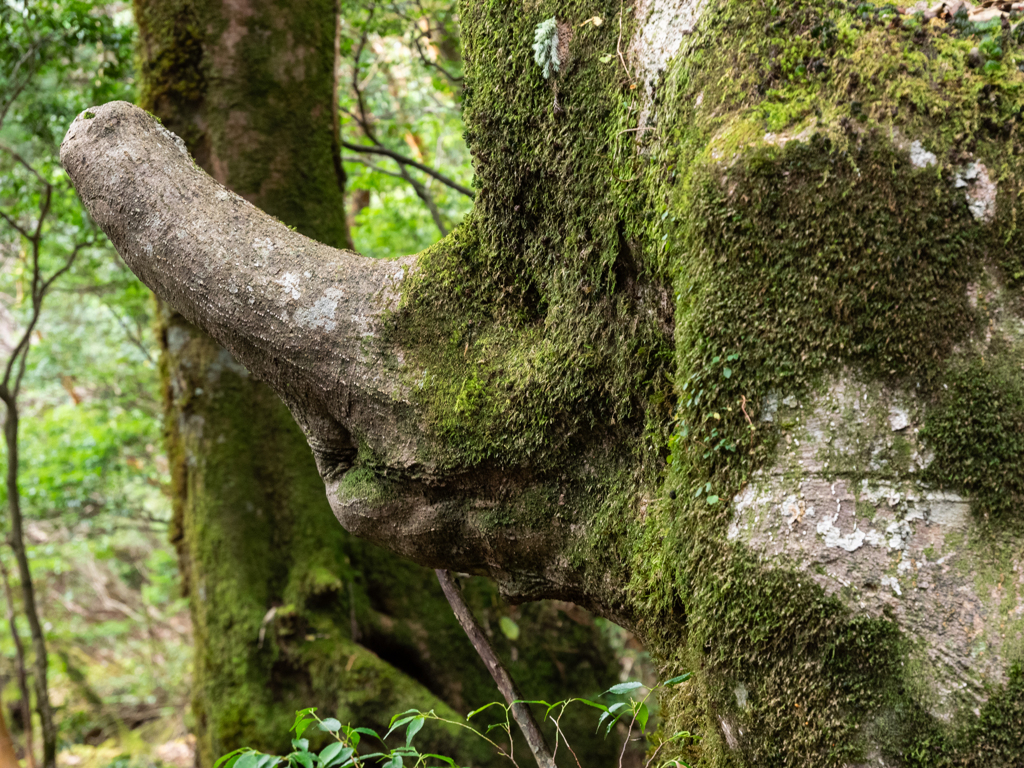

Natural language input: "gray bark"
[60,102,600,613]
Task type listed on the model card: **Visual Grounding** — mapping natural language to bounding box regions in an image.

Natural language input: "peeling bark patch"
[631,0,707,125]
[278,271,302,300]
[909,140,938,168]
[954,161,996,223]
[293,288,343,331]
[727,375,1024,715]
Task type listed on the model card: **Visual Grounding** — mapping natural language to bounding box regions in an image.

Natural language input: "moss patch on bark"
[365,0,1024,764]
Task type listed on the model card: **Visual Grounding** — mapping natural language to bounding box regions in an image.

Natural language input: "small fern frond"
[532,17,560,80]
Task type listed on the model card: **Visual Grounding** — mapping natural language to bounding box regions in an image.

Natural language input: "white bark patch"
[909,140,938,168]
[727,374,1024,717]
[631,0,708,125]
[278,271,302,300]
[294,288,344,331]
[954,161,996,222]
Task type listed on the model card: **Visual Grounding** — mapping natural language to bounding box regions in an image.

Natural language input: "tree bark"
[64,0,1024,764]
[0,558,35,768]
[1,401,55,768]
[126,2,625,765]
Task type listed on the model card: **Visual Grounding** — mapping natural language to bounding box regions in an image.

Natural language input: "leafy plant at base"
[214,677,699,768]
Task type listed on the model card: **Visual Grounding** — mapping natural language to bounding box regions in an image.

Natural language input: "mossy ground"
[357,0,1024,764]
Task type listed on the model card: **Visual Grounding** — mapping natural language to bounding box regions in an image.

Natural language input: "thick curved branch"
[58,101,624,619]
[60,101,416,478]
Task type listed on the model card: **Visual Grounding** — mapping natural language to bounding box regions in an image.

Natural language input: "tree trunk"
[2,402,55,768]
[0,558,35,768]
[129,2,625,766]
[64,0,1024,764]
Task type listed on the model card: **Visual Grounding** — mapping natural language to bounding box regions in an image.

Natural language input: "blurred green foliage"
[0,0,190,760]
[339,2,473,257]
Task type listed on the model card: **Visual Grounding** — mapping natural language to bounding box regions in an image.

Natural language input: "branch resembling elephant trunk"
[60,101,417,480]
[59,101,611,615]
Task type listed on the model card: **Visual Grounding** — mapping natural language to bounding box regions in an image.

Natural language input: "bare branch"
[0,33,55,130]
[0,209,32,240]
[341,140,474,197]
[398,163,448,236]
[435,570,557,768]
[0,142,52,187]
[409,29,464,85]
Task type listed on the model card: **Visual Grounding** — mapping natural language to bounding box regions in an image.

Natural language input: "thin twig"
[347,155,447,235]
[435,570,557,768]
[740,395,753,426]
[410,30,463,85]
[616,1,633,84]
[548,714,582,768]
[398,163,447,235]
[341,140,474,197]
[0,34,54,130]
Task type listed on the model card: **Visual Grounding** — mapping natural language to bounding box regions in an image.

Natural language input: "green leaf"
[352,727,380,740]
[406,718,424,747]
[604,682,643,696]
[293,720,314,740]
[419,755,456,767]
[466,702,505,720]
[663,673,692,686]
[291,753,315,768]
[636,702,650,733]
[498,615,520,641]
[214,749,247,768]
[318,744,352,768]
[389,709,421,726]
[290,740,308,753]
[723,368,732,379]
[387,756,403,768]
[385,717,415,739]
[599,53,614,63]
[291,709,317,734]
[706,495,719,505]
[339,726,359,749]
[598,703,628,736]
[318,719,342,733]
[235,753,259,768]
[256,755,279,768]
[572,698,609,712]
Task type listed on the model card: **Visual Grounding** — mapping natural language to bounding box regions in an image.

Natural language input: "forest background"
[0,3,649,767]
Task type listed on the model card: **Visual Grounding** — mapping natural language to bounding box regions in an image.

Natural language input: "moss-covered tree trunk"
[67,0,1024,764]
[130,2,624,766]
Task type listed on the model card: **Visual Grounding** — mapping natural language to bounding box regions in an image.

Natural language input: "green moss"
[895,664,1024,767]
[923,350,1024,524]
[133,0,206,149]
[384,0,673,473]
[631,0,1024,760]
